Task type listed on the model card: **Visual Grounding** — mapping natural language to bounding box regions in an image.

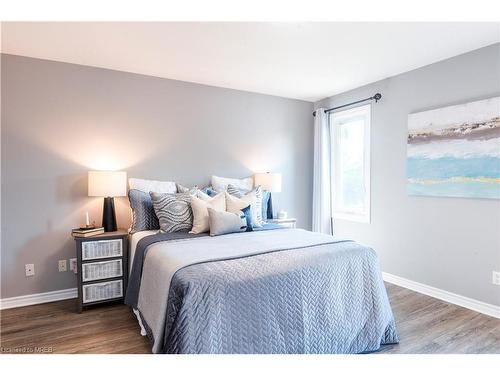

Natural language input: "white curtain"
[312,108,332,234]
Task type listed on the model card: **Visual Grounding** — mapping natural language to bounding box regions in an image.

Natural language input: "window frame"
[329,104,371,224]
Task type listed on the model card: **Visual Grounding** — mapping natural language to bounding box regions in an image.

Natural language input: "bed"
[125,226,399,354]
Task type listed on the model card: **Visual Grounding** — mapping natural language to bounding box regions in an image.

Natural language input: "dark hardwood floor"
[1,282,499,354]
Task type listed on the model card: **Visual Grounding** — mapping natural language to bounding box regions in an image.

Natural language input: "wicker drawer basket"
[82,239,122,260]
[82,259,123,282]
[82,280,123,303]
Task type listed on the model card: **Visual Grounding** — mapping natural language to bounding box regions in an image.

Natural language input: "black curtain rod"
[313,93,382,117]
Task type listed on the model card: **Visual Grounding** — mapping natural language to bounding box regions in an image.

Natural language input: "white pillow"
[211,175,253,193]
[225,187,263,228]
[129,178,177,194]
[208,208,248,236]
[190,192,226,234]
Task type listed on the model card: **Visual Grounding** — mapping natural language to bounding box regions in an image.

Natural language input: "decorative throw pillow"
[208,206,252,236]
[178,183,217,198]
[227,184,272,222]
[190,192,226,234]
[128,189,159,233]
[150,192,193,233]
[226,184,243,197]
[195,189,213,200]
[175,183,214,199]
[176,183,193,193]
[261,190,272,221]
[211,175,253,193]
[177,183,208,193]
[129,178,177,194]
[225,186,264,227]
[201,186,218,197]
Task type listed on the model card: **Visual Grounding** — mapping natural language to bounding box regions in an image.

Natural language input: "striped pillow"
[128,189,160,233]
[228,184,272,221]
[226,184,243,197]
[150,192,193,233]
[225,185,264,227]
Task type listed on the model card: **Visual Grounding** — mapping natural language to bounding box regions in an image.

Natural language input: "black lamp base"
[102,197,117,232]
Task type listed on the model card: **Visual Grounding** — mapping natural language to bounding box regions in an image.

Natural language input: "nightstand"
[74,230,128,313]
[267,218,297,229]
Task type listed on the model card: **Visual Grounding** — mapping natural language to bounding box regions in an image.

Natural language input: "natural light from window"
[330,104,371,223]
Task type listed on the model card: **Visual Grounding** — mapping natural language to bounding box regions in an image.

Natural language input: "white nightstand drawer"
[82,259,123,282]
[82,280,123,303]
[82,239,122,260]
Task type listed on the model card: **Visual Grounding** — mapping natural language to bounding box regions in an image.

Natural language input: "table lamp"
[254,172,282,219]
[88,171,127,232]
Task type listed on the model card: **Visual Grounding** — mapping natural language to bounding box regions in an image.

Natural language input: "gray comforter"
[126,228,398,354]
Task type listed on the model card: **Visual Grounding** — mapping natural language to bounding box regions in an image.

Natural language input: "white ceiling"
[1,22,499,102]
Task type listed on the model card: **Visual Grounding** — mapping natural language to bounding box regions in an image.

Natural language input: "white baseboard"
[383,272,500,319]
[2,275,499,319]
[0,288,77,310]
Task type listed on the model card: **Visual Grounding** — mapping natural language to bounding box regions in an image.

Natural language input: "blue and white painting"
[407,97,500,199]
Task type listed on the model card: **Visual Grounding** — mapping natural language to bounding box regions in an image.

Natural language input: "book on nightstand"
[71,227,105,238]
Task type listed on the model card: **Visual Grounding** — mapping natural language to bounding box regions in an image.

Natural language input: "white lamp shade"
[254,172,282,192]
[88,171,127,197]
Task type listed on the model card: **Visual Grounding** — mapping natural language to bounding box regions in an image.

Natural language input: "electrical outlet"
[69,258,77,274]
[492,271,500,286]
[25,264,35,277]
[58,259,67,272]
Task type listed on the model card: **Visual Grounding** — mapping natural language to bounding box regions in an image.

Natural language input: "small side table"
[267,218,297,229]
[74,230,129,313]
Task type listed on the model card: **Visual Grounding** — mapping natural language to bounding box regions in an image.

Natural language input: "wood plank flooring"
[379,283,500,354]
[0,300,150,354]
[1,283,498,354]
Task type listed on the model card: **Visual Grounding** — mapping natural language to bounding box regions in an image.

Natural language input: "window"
[329,104,371,223]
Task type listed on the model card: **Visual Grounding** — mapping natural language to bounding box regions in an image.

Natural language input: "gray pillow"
[150,192,193,233]
[128,189,159,233]
[226,184,243,197]
[208,207,248,236]
[176,183,197,193]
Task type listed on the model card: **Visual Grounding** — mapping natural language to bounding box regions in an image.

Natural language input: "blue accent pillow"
[261,191,271,221]
[226,184,272,222]
[128,189,160,233]
[201,186,218,197]
[241,205,253,232]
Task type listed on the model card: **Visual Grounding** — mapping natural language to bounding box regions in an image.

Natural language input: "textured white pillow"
[190,192,226,234]
[129,178,177,194]
[211,175,253,193]
[208,208,248,236]
[225,187,263,228]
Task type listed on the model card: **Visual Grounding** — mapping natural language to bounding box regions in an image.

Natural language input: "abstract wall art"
[407,96,500,199]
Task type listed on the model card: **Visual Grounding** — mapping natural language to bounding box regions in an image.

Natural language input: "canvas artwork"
[407,96,500,199]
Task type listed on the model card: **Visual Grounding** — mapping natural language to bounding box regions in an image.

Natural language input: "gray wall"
[315,43,500,306]
[1,54,313,299]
